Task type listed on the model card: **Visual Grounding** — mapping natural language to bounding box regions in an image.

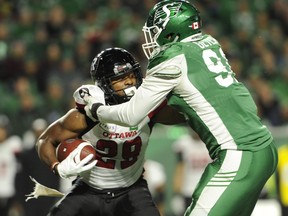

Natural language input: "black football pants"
[47,177,160,216]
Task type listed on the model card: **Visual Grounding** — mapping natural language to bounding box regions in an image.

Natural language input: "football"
[56,138,96,163]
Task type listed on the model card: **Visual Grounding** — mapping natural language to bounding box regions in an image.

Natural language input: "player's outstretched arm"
[85,57,183,126]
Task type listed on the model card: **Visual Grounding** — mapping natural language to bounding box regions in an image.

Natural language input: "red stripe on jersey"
[76,103,85,109]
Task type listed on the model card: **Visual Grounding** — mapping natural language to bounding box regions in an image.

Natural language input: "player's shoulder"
[148,43,184,69]
[147,36,213,67]
[147,44,188,78]
[190,34,221,50]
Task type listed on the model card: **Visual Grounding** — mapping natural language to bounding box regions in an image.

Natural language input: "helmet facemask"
[90,48,142,105]
[106,69,140,105]
[142,25,162,59]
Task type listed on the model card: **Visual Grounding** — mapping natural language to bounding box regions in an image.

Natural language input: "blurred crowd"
[0,0,288,136]
[0,0,155,136]
[1,0,288,215]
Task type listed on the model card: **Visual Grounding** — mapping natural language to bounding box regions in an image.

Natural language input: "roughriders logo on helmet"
[142,0,202,59]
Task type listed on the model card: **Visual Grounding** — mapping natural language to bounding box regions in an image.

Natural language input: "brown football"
[56,138,96,163]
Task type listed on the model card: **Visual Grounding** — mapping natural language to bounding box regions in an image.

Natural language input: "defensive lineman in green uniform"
[84,1,278,215]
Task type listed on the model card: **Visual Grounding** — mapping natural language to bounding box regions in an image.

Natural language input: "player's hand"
[84,97,104,122]
[56,146,97,179]
[82,86,105,122]
[73,84,105,122]
[74,85,105,106]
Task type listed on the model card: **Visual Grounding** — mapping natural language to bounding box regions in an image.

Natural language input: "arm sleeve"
[97,55,185,126]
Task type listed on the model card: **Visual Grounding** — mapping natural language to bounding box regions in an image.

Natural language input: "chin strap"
[25,176,64,202]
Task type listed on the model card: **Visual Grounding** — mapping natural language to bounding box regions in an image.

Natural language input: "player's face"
[111,72,137,96]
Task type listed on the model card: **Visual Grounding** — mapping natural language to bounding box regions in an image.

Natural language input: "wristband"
[51,162,60,175]
[91,103,103,121]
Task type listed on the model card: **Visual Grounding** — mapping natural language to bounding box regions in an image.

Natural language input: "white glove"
[73,84,105,122]
[56,146,97,179]
[84,95,104,122]
[74,84,105,107]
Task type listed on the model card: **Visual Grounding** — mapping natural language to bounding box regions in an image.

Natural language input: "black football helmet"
[90,47,143,105]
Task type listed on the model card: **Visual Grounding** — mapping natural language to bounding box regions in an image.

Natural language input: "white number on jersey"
[202,48,237,87]
[95,136,142,169]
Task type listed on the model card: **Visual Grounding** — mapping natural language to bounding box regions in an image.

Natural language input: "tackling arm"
[94,55,185,126]
[97,76,181,126]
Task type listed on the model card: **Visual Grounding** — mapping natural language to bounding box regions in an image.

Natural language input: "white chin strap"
[124,86,137,97]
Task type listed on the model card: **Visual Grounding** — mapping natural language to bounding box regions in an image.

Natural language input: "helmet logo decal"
[154,2,182,28]
[79,87,91,99]
[161,4,172,28]
[90,57,98,72]
[113,63,132,74]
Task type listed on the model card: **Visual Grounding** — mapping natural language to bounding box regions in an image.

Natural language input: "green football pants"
[184,142,278,216]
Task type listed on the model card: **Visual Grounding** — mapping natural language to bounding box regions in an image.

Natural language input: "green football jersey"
[148,34,273,159]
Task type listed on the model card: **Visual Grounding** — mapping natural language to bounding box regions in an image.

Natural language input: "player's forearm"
[97,93,166,127]
[97,77,176,126]
[36,137,58,168]
[97,99,159,126]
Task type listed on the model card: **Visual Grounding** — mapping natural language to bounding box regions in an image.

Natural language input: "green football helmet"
[142,0,202,59]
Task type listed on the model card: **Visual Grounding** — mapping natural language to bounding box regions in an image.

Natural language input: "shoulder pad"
[147,53,185,79]
[148,43,183,69]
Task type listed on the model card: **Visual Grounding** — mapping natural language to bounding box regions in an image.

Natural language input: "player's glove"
[81,85,105,122]
[84,96,104,122]
[73,84,105,122]
[56,146,97,179]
